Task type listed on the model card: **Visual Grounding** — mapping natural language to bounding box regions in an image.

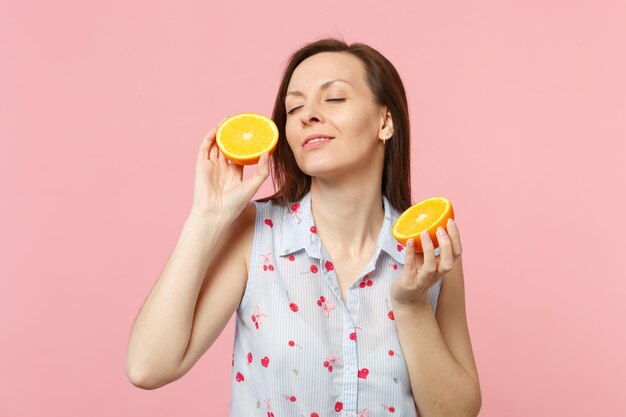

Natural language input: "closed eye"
[287,98,346,115]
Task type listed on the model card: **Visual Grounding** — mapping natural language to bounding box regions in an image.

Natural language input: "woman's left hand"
[390,219,463,308]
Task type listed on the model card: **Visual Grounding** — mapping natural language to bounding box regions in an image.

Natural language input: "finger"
[241,152,270,198]
[209,117,229,160]
[419,230,436,275]
[446,218,462,256]
[198,125,219,162]
[403,239,417,269]
[436,226,454,272]
[229,159,244,181]
[208,134,219,159]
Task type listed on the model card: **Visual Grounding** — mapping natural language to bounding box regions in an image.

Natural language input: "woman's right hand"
[189,117,271,223]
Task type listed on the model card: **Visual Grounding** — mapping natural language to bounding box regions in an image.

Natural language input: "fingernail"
[448,218,455,226]
[437,226,446,238]
[421,230,429,240]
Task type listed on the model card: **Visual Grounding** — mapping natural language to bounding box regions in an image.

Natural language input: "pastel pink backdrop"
[1,1,624,416]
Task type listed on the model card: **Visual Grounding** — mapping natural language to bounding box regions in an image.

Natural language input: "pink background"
[1,1,625,416]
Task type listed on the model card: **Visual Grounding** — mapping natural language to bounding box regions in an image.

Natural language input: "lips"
[303,134,335,147]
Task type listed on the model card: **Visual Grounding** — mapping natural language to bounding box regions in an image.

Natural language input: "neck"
[309,178,385,259]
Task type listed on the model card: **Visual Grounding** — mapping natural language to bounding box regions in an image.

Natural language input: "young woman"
[126,38,481,417]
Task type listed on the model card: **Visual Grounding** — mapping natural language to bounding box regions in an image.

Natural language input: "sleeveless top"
[228,190,442,417]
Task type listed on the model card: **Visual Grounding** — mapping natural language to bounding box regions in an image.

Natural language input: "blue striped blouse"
[229,190,442,417]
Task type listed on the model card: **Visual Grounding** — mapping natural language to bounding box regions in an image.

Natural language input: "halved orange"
[392,196,455,253]
[216,113,279,165]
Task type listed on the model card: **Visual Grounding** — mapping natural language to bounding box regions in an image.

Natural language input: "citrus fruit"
[392,196,455,253]
[215,113,279,165]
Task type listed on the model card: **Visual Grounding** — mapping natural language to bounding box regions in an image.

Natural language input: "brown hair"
[256,37,413,213]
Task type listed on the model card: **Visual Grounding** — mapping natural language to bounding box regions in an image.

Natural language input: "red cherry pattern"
[286,291,298,312]
[288,340,303,349]
[358,275,373,288]
[324,260,334,271]
[235,371,244,382]
[323,353,340,372]
[264,218,273,227]
[335,402,343,412]
[386,298,395,320]
[397,244,404,252]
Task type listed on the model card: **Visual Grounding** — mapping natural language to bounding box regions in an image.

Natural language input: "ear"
[379,108,394,135]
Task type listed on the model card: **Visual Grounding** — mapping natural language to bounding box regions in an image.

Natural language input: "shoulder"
[239,199,285,270]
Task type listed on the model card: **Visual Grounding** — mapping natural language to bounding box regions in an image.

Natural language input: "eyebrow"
[286,79,353,98]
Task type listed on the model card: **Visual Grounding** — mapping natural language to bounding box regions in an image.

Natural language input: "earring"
[380,128,393,143]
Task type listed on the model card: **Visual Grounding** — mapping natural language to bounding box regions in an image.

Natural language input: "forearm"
[393,301,481,417]
[125,213,229,384]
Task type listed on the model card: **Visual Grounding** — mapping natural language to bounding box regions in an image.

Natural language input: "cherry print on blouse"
[301,264,319,275]
[263,399,274,417]
[358,368,369,379]
[247,352,253,364]
[357,408,369,417]
[261,356,270,367]
[323,352,341,372]
[310,413,320,417]
[388,349,403,358]
[289,203,303,223]
[261,252,275,272]
[358,274,373,288]
[251,305,268,329]
[324,260,334,271]
[288,340,303,349]
[316,295,336,318]
[308,225,318,245]
[283,394,297,402]
[284,290,299,312]
[388,261,399,270]
[386,298,395,320]
[397,243,404,252]
[287,255,296,261]
[264,218,273,227]
[349,326,362,341]
[335,401,343,412]
[382,404,397,413]
[235,371,244,382]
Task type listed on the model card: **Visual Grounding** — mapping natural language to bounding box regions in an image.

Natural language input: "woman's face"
[284,52,390,179]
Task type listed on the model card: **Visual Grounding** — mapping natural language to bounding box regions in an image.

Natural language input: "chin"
[302,160,358,179]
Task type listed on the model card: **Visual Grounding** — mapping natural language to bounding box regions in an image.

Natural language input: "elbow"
[125,361,154,390]
[125,359,173,390]
[467,382,482,417]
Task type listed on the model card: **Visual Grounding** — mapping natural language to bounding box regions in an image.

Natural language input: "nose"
[300,102,324,125]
